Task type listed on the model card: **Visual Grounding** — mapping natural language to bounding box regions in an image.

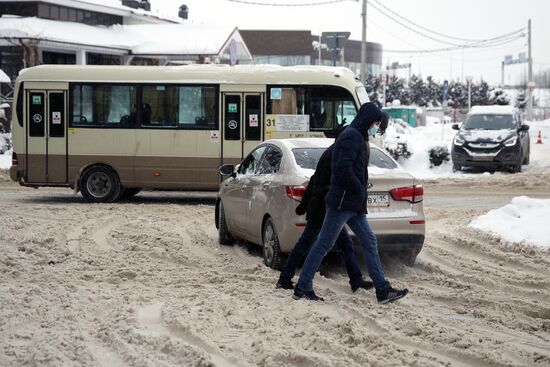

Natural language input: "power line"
[370,0,492,43]
[367,0,526,49]
[227,0,350,6]
[384,34,526,54]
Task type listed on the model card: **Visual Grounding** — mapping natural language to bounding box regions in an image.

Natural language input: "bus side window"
[71,84,137,127]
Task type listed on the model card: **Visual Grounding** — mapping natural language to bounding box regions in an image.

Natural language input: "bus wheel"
[120,188,141,200]
[80,165,122,203]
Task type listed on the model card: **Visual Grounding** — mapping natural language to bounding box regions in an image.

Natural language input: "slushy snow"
[470,196,550,248]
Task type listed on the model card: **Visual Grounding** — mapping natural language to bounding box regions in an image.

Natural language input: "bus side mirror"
[452,123,460,130]
[219,164,236,177]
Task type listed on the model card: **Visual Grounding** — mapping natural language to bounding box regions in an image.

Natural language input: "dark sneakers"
[293,288,324,301]
[276,278,294,290]
[350,278,374,293]
[376,287,409,304]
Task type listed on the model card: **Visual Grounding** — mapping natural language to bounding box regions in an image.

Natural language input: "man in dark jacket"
[294,102,408,303]
[276,144,373,292]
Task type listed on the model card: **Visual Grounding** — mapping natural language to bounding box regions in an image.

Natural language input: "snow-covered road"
[1,170,549,367]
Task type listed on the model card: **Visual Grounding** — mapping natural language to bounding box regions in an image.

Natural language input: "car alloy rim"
[263,223,274,264]
[87,172,112,198]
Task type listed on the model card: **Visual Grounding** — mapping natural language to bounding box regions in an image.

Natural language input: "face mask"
[368,126,379,137]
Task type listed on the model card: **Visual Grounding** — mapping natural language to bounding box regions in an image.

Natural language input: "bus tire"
[120,188,141,200]
[80,165,122,203]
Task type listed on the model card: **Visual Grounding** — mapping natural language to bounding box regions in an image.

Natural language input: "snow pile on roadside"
[470,196,550,248]
[0,133,11,169]
[382,117,550,179]
[382,118,456,178]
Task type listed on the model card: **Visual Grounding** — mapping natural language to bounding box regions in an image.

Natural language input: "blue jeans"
[279,220,363,286]
[296,208,390,293]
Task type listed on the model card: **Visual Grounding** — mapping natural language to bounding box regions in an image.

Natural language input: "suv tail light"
[12,151,18,166]
[389,185,423,203]
[285,185,306,202]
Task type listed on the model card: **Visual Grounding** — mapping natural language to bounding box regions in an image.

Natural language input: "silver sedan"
[215,138,425,269]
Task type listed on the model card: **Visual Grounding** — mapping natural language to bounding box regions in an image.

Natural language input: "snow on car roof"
[469,105,516,115]
[270,138,334,150]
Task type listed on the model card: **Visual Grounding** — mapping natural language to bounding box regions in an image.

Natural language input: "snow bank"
[381,116,550,179]
[470,196,550,248]
[0,133,11,169]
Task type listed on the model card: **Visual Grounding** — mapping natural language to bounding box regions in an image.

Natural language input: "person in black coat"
[294,103,408,303]
[276,144,373,292]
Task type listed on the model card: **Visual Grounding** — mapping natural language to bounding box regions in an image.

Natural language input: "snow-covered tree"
[365,73,382,108]
[471,80,490,106]
[488,87,511,105]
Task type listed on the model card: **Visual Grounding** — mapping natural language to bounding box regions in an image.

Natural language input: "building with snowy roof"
[0,0,252,81]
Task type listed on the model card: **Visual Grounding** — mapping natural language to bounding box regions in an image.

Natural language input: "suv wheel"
[452,164,461,172]
[262,217,284,270]
[523,149,530,165]
[511,161,522,174]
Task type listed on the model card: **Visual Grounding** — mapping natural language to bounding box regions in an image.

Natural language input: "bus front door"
[222,93,263,164]
[26,90,67,184]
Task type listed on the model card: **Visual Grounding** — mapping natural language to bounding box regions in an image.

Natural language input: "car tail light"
[285,185,306,202]
[12,152,18,166]
[389,185,423,203]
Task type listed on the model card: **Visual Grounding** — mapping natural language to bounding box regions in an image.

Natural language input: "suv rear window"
[292,147,397,170]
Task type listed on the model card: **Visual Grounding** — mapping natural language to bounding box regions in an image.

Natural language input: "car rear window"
[370,148,398,169]
[292,148,326,170]
[292,147,397,170]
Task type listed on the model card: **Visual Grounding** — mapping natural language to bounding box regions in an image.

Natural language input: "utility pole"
[527,19,533,120]
[360,0,367,85]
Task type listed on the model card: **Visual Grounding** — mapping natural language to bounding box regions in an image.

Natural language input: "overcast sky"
[151,0,549,85]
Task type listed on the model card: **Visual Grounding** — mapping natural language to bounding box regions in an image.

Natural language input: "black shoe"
[276,278,294,290]
[350,278,374,293]
[292,288,324,301]
[376,287,409,304]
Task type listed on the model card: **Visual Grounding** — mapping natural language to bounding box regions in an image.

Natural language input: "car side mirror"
[452,123,460,130]
[519,124,529,132]
[219,164,236,177]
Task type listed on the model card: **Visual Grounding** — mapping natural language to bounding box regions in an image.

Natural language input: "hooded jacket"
[296,144,334,224]
[325,102,384,213]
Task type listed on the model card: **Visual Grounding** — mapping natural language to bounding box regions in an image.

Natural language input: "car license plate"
[367,193,390,207]
[472,155,494,162]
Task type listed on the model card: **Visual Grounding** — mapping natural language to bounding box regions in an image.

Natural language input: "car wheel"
[80,165,122,203]
[262,217,284,270]
[218,201,234,246]
[523,149,530,165]
[452,164,461,172]
[401,250,418,267]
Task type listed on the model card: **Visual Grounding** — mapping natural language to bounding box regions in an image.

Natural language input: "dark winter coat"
[325,102,384,213]
[296,145,334,224]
